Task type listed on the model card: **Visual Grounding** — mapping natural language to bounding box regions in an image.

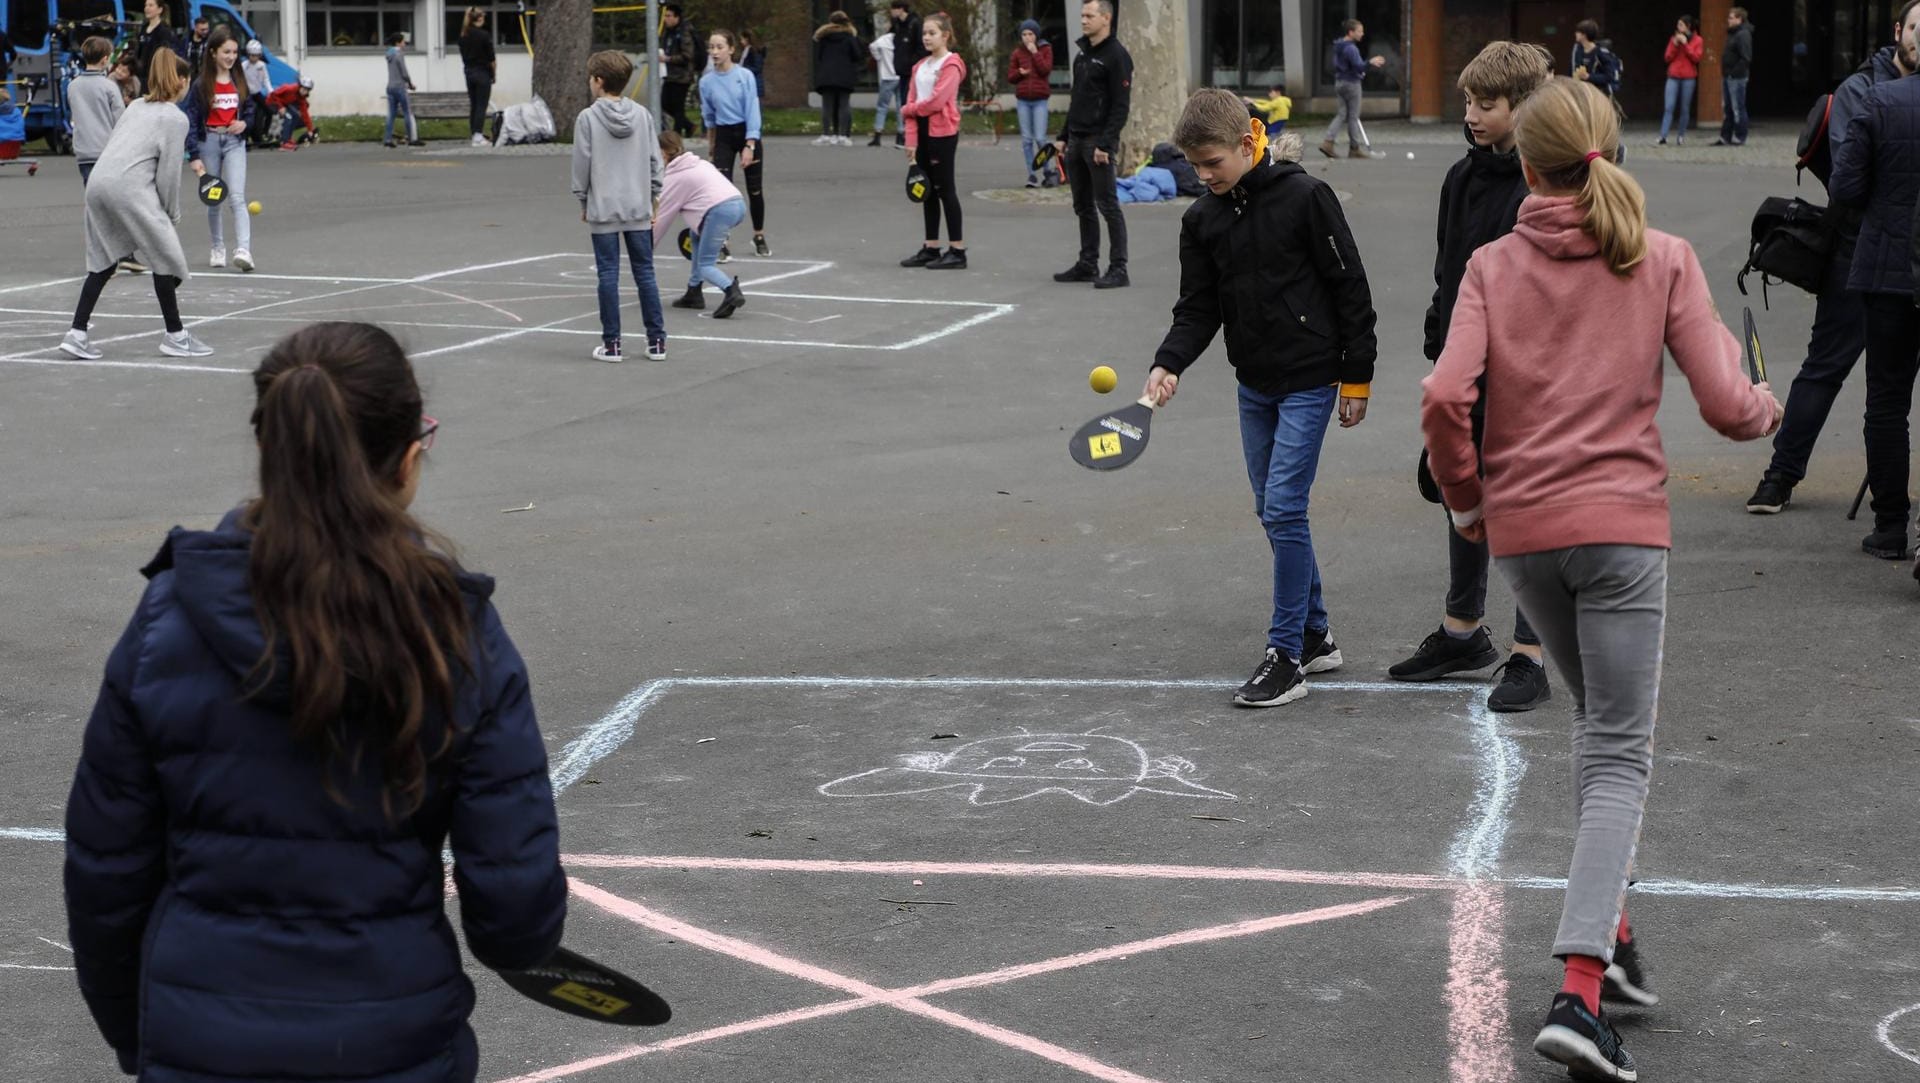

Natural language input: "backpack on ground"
[1737,195,1832,306]
[1795,93,1835,185]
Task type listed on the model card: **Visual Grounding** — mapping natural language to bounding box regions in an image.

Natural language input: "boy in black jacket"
[1391,42,1553,710]
[1146,89,1377,708]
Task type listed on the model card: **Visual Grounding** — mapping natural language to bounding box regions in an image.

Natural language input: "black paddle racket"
[905,164,930,204]
[197,174,228,206]
[1031,141,1059,172]
[1742,306,1767,384]
[494,946,671,1027]
[1069,396,1158,471]
[677,228,694,260]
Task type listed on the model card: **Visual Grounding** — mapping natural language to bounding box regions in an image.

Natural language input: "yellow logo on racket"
[549,981,631,1017]
[1088,432,1123,459]
[206,183,224,201]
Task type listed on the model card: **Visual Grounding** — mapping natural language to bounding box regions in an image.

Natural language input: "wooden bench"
[409,90,488,120]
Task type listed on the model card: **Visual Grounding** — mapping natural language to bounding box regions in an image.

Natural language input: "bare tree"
[531,0,592,140]
[1113,0,1188,168]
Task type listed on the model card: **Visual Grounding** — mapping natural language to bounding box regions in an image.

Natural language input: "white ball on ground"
[1407,151,1416,160]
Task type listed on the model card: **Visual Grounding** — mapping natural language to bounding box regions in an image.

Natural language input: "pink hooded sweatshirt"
[652,150,744,246]
[1420,195,1776,558]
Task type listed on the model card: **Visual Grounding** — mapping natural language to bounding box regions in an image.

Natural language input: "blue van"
[2,0,293,151]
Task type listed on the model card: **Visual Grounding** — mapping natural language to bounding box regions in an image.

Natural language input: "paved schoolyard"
[0,124,1914,1083]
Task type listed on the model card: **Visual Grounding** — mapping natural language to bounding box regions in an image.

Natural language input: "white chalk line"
[0,275,87,295]
[0,963,75,971]
[1447,698,1524,881]
[1878,1002,1920,1067]
[1499,875,1920,903]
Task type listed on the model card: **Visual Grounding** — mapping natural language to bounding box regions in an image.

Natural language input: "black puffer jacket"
[1830,70,1920,297]
[812,24,865,91]
[1424,125,1528,364]
[1722,22,1753,79]
[1153,156,1378,395]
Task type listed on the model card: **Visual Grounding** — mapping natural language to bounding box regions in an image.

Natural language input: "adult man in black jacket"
[1714,7,1754,146]
[657,3,697,137]
[1051,0,1132,289]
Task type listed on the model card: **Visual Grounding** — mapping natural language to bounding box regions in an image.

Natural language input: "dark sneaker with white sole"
[1603,938,1659,1007]
[1234,649,1308,707]
[1301,626,1344,674]
[1388,625,1499,681]
[1745,473,1792,514]
[1487,653,1551,712]
[1534,993,1638,1081]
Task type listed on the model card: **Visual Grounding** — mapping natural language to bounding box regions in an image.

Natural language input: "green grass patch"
[315,105,1009,143]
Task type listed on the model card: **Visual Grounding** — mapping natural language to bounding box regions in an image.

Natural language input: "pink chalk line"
[492,879,1411,1083]
[559,852,1453,892]
[1445,881,1515,1083]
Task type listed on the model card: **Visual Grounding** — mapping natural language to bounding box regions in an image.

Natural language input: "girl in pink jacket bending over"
[1421,77,1780,1083]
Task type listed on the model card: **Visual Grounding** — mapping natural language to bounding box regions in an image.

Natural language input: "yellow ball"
[1089,365,1118,394]
[247,200,262,215]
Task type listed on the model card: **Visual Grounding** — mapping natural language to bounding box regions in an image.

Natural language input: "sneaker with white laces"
[231,248,254,272]
[1233,648,1309,708]
[60,329,103,360]
[1301,626,1345,674]
[591,340,622,363]
[1533,993,1638,1081]
[159,330,213,357]
[209,247,226,269]
[644,338,667,362]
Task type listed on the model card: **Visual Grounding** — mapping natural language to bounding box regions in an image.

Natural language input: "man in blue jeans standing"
[1319,19,1386,159]
[1714,7,1753,146]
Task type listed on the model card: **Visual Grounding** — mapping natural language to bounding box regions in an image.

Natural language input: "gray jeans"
[1495,544,1668,961]
[1323,80,1367,148]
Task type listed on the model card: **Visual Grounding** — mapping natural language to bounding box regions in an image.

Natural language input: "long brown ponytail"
[197,25,248,105]
[1515,76,1647,276]
[244,322,470,818]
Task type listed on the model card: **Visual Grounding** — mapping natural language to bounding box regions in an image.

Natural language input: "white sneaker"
[591,341,622,363]
[644,338,667,361]
[471,133,489,147]
[231,248,254,272]
[812,135,833,145]
[159,330,213,357]
[60,329,103,360]
[209,247,226,268]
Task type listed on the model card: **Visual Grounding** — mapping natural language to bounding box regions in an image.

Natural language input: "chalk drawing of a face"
[818,732,1237,807]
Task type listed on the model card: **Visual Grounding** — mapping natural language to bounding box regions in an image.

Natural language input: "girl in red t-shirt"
[185,26,257,270]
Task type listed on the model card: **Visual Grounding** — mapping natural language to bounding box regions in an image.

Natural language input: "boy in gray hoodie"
[70,36,123,186]
[571,50,666,362]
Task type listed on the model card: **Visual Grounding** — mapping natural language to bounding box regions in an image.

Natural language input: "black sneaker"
[1863,529,1910,560]
[671,285,704,310]
[1388,626,1499,681]
[1534,993,1639,1081]
[1094,267,1129,289]
[927,248,968,270]
[1053,262,1099,283]
[1233,648,1308,708]
[754,234,771,257]
[1745,473,1792,514]
[1604,937,1659,1007]
[1301,626,1344,674]
[901,247,942,268]
[712,278,746,319]
[1487,652,1551,713]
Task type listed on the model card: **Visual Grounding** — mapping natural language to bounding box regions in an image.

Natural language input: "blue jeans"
[384,86,416,143]
[199,132,249,252]
[688,196,745,291]
[1237,382,1336,661]
[589,230,665,347]
[1016,97,1049,182]
[1659,77,1694,140]
[873,80,899,134]
[1719,76,1749,143]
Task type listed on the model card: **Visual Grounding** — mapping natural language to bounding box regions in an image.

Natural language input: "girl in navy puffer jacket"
[64,321,568,1082]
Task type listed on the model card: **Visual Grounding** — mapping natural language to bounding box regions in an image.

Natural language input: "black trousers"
[819,87,852,138]
[1765,245,1867,483]
[662,80,694,136]
[709,123,766,233]
[72,266,183,334]
[1861,292,1920,533]
[1066,136,1125,270]
[915,126,961,244]
[464,71,492,136]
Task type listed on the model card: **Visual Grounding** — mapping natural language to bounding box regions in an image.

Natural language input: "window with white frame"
[306,0,415,50]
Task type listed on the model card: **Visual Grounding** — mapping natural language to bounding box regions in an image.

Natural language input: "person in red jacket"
[1006,19,1053,187]
[1657,15,1704,145]
[900,12,968,269]
[266,76,318,149]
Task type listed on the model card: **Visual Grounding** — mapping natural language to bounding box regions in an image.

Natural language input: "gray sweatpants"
[1495,544,1668,961]
[1323,81,1367,149]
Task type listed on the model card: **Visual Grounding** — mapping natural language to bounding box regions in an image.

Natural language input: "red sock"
[1616,910,1632,945]
[1562,954,1606,1014]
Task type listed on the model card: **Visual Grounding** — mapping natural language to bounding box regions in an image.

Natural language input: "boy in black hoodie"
[1391,41,1553,711]
[1147,89,1377,708]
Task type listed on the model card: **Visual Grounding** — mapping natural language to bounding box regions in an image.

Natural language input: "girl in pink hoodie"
[653,129,747,318]
[1421,77,1780,1083]
[898,13,968,270]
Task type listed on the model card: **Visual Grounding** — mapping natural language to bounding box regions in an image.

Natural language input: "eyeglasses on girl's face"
[418,416,439,451]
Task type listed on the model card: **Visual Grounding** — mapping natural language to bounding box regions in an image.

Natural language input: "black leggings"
[464,72,491,136]
[709,123,766,233]
[819,87,852,138]
[916,123,961,244]
[72,266,183,334]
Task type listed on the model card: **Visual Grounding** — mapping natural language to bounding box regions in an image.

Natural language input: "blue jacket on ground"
[1331,38,1367,83]
[1829,67,1920,297]
[64,508,567,1082]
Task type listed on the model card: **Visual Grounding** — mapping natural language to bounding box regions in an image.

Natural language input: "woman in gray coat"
[60,48,214,361]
